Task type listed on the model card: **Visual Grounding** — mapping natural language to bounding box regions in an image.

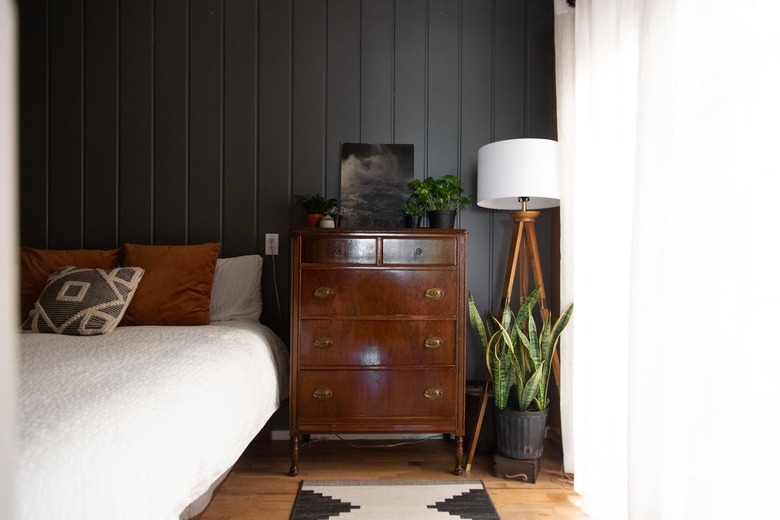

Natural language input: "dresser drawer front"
[301,237,376,264]
[298,319,456,367]
[382,238,457,265]
[299,270,457,316]
[297,370,457,419]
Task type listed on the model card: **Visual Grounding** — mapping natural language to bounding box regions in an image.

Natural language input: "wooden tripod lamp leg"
[522,212,560,384]
[466,217,525,471]
[465,210,559,471]
[465,379,491,472]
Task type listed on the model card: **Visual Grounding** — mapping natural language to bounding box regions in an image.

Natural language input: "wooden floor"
[200,435,589,519]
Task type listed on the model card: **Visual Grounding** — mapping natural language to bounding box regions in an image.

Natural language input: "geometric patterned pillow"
[21,266,145,336]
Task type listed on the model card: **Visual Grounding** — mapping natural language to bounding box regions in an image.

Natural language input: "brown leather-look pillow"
[120,242,221,326]
[19,247,121,323]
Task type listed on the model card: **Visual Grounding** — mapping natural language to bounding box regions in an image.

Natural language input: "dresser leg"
[453,435,464,475]
[289,435,299,476]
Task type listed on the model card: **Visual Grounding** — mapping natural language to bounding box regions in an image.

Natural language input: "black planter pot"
[427,209,457,229]
[403,215,421,228]
[494,408,549,460]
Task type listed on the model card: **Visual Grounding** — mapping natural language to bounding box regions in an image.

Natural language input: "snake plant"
[468,287,573,412]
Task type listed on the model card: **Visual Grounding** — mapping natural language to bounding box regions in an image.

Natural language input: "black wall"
[18,0,557,382]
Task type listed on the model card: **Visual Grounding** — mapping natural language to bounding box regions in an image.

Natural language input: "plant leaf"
[467,294,488,349]
[519,364,545,411]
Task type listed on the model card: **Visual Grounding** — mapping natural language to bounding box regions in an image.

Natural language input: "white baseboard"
[270,430,445,442]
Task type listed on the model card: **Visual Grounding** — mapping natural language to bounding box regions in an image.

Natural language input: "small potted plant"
[468,287,573,460]
[408,174,470,228]
[294,194,338,228]
[319,214,335,228]
[401,196,426,228]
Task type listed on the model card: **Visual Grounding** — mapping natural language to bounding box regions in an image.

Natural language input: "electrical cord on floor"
[269,252,284,332]
[553,465,575,489]
[300,434,443,449]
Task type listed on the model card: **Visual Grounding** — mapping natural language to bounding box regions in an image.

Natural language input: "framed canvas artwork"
[340,143,414,228]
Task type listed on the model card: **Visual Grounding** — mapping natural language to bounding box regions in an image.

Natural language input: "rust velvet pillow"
[19,247,121,323]
[120,242,221,326]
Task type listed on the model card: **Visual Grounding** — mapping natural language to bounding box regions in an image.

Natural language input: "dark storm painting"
[340,143,414,228]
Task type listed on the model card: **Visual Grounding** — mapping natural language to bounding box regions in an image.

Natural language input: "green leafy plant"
[401,196,426,217]
[293,194,337,214]
[408,175,471,211]
[468,287,573,412]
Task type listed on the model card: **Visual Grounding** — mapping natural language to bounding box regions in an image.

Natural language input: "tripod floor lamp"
[466,138,560,471]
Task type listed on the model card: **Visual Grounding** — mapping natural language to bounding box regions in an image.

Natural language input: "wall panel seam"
[150,0,156,243]
[184,0,191,241]
[253,1,259,251]
[357,0,362,143]
[423,0,429,179]
[391,0,396,143]
[45,0,51,247]
[80,0,85,248]
[523,0,530,137]
[323,1,329,195]
[220,0,226,246]
[114,0,119,246]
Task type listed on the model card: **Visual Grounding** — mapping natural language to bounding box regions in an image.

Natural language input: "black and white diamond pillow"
[22,266,145,336]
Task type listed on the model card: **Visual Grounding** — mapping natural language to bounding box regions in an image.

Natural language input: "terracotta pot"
[304,213,322,228]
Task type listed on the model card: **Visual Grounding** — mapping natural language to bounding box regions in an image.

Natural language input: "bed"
[15,245,289,519]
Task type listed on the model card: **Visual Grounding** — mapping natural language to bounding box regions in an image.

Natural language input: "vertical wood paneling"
[118,0,154,244]
[394,0,427,179]
[291,0,327,209]
[257,0,293,233]
[83,0,118,248]
[257,0,293,339]
[490,0,528,303]
[154,0,189,245]
[526,0,556,138]
[18,0,558,379]
[426,0,460,180]
[326,0,360,199]
[188,0,224,245]
[359,0,393,143]
[48,0,84,249]
[459,0,495,372]
[494,0,526,140]
[223,0,258,257]
[18,0,49,248]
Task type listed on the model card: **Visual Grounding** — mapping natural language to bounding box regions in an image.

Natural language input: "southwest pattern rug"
[289,480,500,520]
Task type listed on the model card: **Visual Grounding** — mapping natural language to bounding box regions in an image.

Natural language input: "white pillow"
[209,255,263,321]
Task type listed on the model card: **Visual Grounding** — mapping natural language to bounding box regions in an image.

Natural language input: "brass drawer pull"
[424,337,444,349]
[425,288,445,300]
[313,337,334,349]
[313,388,333,400]
[314,287,334,299]
[424,387,443,400]
[414,247,424,257]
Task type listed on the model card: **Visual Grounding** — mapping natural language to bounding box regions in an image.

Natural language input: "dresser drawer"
[297,369,457,419]
[299,270,457,317]
[301,237,376,264]
[298,319,456,367]
[382,238,457,265]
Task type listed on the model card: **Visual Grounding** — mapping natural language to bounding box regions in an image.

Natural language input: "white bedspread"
[16,321,289,520]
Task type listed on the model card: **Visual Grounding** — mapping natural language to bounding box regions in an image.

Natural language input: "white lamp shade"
[477,138,560,210]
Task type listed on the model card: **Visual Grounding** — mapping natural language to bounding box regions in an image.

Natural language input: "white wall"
[0,0,18,518]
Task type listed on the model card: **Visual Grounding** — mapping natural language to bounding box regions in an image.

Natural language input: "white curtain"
[554,1,780,518]
[0,1,18,518]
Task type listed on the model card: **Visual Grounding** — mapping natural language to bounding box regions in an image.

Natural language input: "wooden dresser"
[289,228,468,475]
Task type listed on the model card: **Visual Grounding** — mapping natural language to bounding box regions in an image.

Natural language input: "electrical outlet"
[265,233,279,255]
